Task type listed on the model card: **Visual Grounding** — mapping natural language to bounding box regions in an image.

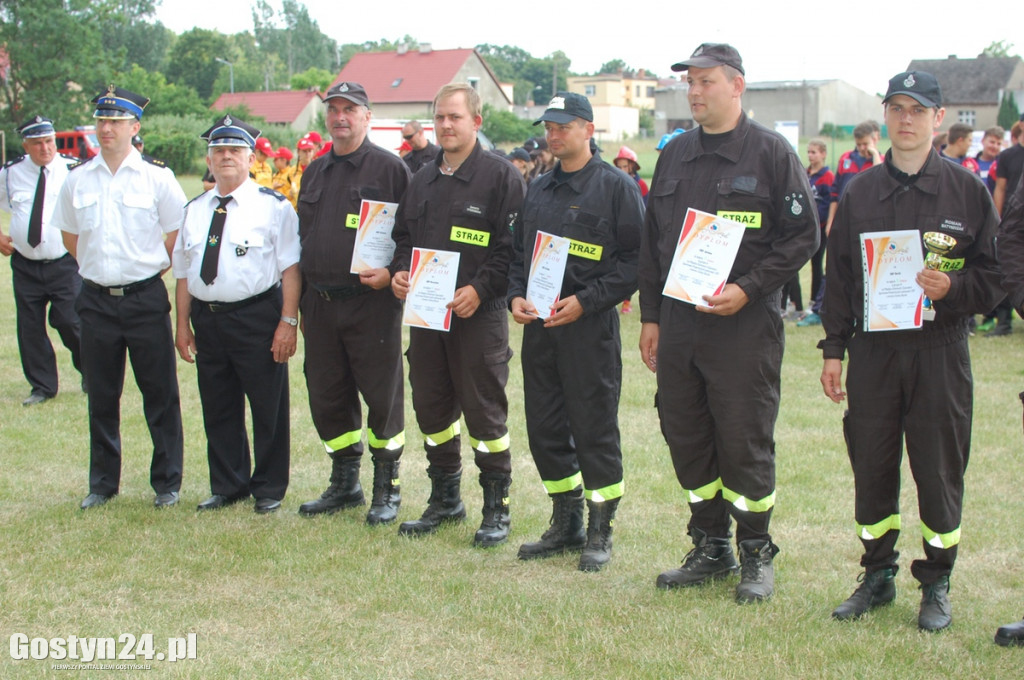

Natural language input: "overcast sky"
[156,0,1017,97]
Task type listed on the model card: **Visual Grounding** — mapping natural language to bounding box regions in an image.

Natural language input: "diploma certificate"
[860,230,924,332]
[526,231,570,318]
[662,208,746,305]
[350,200,399,273]
[403,248,460,332]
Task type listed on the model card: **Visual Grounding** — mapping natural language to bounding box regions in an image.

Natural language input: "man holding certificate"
[820,71,1001,631]
[639,44,819,602]
[295,82,412,525]
[391,83,525,547]
[508,92,644,571]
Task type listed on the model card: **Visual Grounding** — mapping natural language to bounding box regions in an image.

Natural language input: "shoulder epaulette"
[68,159,88,171]
[184,190,210,208]
[59,153,77,162]
[141,154,168,168]
[3,155,26,169]
[259,185,287,201]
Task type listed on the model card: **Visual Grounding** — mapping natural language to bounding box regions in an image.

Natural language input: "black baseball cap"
[671,43,744,75]
[883,71,942,108]
[323,81,370,107]
[534,92,593,125]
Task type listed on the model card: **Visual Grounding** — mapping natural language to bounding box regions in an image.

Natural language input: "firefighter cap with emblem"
[322,81,370,107]
[883,71,942,108]
[17,116,55,139]
[201,115,261,148]
[534,92,593,125]
[92,85,150,120]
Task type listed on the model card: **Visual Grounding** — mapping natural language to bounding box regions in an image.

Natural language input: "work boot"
[579,498,619,572]
[831,568,897,620]
[398,468,466,536]
[918,575,952,631]
[365,458,401,525]
[474,472,511,547]
[517,487,586,560]
[656,528,739,589]
[735,539,779,603]
[299,455,365,516]
[985,322,1013,337]
[995,618,1024,647]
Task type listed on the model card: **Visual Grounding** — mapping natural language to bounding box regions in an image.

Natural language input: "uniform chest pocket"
[230,231,265,251]
[449,201,491,247]
[10,190,32,209]
[72,192,101,231]
[716,176,770,228]
[563,209,608,262]
[296,188,321,227]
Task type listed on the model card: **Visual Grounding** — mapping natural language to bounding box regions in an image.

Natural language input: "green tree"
[982,40,1015,58]
[117,65,208,117]
[598,59,628,75]
[252,0,338,78]
[165,27,230,101]
[998,91,1021,130]
[99,0,172,73]
[290,67,333,92]
[480,104,534,146]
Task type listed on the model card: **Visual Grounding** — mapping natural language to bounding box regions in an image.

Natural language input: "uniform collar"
[325,136,371,167]
[878,149,941,200]
[540,151,603,193]
[679,113,749,163]
[208,177,258,208]
[425,139,482,185]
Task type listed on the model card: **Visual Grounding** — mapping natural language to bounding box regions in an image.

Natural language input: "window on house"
[585,85,596,97]
[646,86,655,98]
[467,77,479,90]
[958,110,976,126]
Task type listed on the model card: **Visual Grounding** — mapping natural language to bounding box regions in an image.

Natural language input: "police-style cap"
[322,82,370,107]
[671,43,745,75]
[883,71,942,108]
[201,115,260,148]
[534,92,593,125]
[92,85,149,120]
[17,116,55,139]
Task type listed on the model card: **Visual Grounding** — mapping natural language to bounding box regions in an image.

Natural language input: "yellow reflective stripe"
[685,478,723,503]
[323,429,362,453]
[450,226,490,247]
[367,430,405,451]
[921,522,961,549]
[468,432,511,453]
[585,481,623,502]
[568,239,603,261]
[345,213,359,228]
[721,485,775,513]
[542,472,583,495]
[857,514,901,540]
[424,421,461,447]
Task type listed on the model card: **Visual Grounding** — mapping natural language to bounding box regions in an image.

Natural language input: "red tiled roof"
[332,48,494,104]
[210,90,321,124]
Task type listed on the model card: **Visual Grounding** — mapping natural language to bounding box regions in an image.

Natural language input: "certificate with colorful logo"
[662,208,745,305]
[350,200,399,273]
[403,248,460,332]
[526,230,570,318]
[860,230,924,331]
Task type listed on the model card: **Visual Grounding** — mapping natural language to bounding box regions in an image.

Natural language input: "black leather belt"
[83,274,160,297]
[312,283,369,302]
[198,286,277,313]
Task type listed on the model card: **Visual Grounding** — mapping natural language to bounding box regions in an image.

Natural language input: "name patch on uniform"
[450,226,490,247]
[568,239,603,261]
[345,213,359,228]
[940,219,966,234]
[717,211,762,228]
[934,257,965,272]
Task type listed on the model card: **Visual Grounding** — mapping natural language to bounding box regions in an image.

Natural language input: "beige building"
[565,71,657,141]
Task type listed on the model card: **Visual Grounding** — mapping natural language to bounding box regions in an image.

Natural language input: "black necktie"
[27,165,45,248]
[200,195,232,285]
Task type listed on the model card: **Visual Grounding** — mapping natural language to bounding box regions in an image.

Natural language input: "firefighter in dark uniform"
[639,44,819,602]
[994,164,1024,646]
[508,92,643,571]
[173,116,301,514]
[52,85,186,510]
[821,72,1002,631]
[0,115,83,406]
[390,82,525,547]
[296,82,411,525]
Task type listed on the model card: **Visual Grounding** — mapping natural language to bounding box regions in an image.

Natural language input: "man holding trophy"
[819,71,1003,631]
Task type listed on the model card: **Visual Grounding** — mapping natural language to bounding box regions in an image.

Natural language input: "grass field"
[2,173,1024,678]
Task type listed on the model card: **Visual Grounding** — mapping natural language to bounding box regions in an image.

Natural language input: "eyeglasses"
[402,133,416,140]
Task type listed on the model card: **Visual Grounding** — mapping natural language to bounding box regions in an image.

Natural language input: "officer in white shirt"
[0,116,83,405]
[51,85,186,510]
[173,115,300,514]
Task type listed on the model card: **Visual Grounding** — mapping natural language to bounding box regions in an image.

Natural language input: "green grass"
[2,184,1024,677]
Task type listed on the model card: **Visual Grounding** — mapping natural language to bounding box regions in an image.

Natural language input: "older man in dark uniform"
[401,120,440,174]
[640,44,819,602]
[173,116,300,514]
[0,116,83,406]
[52,86,186,509]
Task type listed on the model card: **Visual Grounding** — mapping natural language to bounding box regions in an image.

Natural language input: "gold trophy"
[921,231,957,321]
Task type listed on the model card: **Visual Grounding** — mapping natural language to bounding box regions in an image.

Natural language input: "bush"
[141,114,210,175]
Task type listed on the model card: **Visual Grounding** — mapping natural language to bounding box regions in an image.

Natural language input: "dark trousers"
[10,252,82,396]
[408,305,512,474]
[301,288,404,462]
[521,308,623,497]
[656,294,783,543]
[809,226,827,313]
[844,328,972,584]
[192,291,289,500]
[77,281,183,496]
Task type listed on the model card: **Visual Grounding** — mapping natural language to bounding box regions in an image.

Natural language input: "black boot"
[398,468,466,536]
[365,458,401,525]
[995,618,1024,646]
[918,575,952,631]
[298,455,365,516]
[831,568,896,620]
[656,528,739,589]
[474,472,511,547]
[517,487,586,560]
[735,539,779,603]
[579,498,619,572]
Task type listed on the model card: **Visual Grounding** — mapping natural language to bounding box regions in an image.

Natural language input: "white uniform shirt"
[51,149,186,286]
[172,179,300,302]
[0,154,75,260]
